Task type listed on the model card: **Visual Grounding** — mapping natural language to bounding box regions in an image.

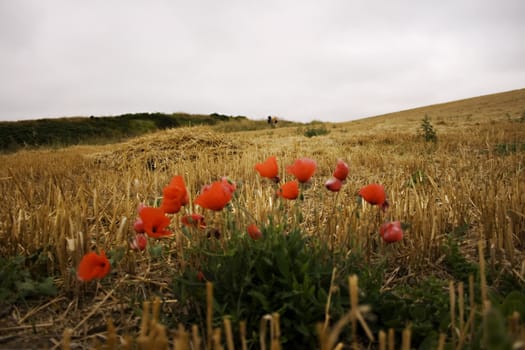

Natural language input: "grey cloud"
[0,0,524,122]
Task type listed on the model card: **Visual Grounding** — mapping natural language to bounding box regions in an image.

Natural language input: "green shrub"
[304,126,330,138]
[420,114,437,142]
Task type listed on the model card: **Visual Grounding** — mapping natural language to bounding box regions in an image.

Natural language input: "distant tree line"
[0,112,247,152]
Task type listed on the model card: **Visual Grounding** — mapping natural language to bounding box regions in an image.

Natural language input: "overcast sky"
[1,1,524,123]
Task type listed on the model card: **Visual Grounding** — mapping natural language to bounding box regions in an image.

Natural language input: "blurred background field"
[0,89,524,349]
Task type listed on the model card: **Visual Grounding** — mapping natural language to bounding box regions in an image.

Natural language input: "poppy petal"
[255,156,279,179]
[358,183,387,208]
[160,176,189,213]
[277,181,299,200]
[194,181,233,211]
[325,178,343,192]
[286,158,316,183]
[77,251,111,281]
[139,207,172,238]
[181,214,207,229]
[221,177,237,194]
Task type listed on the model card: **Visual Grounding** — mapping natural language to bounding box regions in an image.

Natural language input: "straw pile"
[89,126,251,171]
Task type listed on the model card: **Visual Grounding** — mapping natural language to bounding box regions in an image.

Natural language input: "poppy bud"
[133,218,145,233]
[380,221,403,243]
[247,223,263,240]
[325,178,343,192]
[130,233,147,251]
[197,271,206,282]
[333,159,349,181]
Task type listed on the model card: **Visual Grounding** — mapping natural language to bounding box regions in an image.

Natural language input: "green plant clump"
[420,114,437,143]
[171,222,503,348]
[372,277,452,346]
[442,234,479,283]
[0,112,249,152]
[0,252,57,307]
[304,125,330,138]
[172,225,385,348]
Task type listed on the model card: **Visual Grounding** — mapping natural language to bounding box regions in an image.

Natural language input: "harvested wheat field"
[1,89,525,349]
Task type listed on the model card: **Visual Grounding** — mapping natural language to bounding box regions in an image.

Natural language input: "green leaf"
[275,250,290,280]
[16,280,37,296]
[248,290,269,310]
[35,277,58,297]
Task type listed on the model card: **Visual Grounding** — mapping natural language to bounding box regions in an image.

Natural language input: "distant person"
[267,115,278,127]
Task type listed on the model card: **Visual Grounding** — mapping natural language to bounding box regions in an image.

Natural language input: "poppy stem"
[329,191,341,251]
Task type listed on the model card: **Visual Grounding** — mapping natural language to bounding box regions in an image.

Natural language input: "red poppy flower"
[277,181,299,200]
[194,181,233,211]
[181,213,206,229]
[286,158,317,183]
[247,223,262,240]
[332,159,349,181]
[130,233,147,251]
[160,176,189,214]
[139,206,173,238]
[358,183,389,211]
[325,178,343,192]
[255,156,280,182]
[77,251,111,281]
[380,221,403,243]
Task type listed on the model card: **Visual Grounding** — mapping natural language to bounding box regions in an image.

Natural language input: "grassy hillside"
[340,88,525,131]
[0,89,524,349]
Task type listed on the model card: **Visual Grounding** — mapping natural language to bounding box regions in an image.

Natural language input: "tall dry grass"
[1,122,524,269]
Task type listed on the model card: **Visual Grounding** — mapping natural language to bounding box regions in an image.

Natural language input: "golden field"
[0,88,524,349]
